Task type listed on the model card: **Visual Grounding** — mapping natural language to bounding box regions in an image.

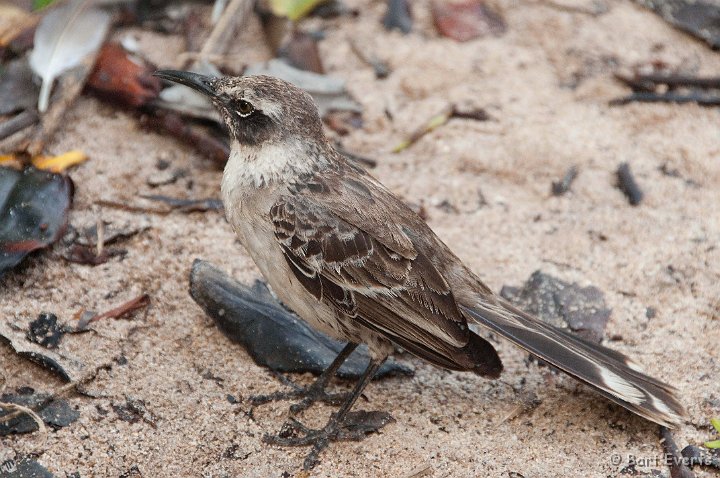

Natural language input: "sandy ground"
[2,0,720,476]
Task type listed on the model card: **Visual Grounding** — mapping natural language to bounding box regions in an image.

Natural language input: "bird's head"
[154,70,324,147]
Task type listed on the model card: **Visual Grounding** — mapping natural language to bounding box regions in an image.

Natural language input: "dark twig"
[612,73,720,106]
[349,40,390,79]
[617,162,643,206]
[0,110,39,142]
[86,294,150,324]
[140,194,224,212]
[551,165,578,196]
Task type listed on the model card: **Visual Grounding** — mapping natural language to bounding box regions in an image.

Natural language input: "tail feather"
[462,299,686,427]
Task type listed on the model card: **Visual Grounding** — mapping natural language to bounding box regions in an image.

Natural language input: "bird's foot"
[263,411,395,469]
[248,377,350,414]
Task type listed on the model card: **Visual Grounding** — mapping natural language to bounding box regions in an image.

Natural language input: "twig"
[392,104,489,153]
[139,194,224,212]
[87,294,150,324]
[0,110,39,142]
[403,464,433,478]
[0,362,113,423]
[617,162,643,206]
[552,165,579,196]
[393,105,455,153]
[197,0,254,63]
[95,199,172,215]
[348,39,390,79]
[96,216,105,258]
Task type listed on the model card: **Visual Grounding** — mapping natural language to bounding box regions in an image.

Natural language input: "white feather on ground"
[29,0,110,113]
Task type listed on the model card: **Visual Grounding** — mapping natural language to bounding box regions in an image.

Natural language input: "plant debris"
[682,445,720,469]
[382,0,412,34]
[0,166,73,277]
[279,29,324,74]
[112,397,158,427]
[268,0,328,21]
[551,165,579,196]
[76,294,150,331]
[29,0,111,112]
[500,270,611,343]
[612,72,720,106]
[616,162,643,206]
[0,456,54,478]
[140,194,224,213]
[637,0,720,49]
[706,417,720,449]
[189,260,414,379]
[26,313,64,349]
[393,104,489,153]
[0,58,39,117]
[0,389,79,435]
[87,42,162,108]
[31,150,88,173]
[431,0,506,42]
[349,40,390,79]
[0,318,86,382]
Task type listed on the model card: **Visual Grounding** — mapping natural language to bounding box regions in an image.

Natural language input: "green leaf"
[268,0,328,21]
[711,417,720,433]
[33,0,56,10]
[704,439,720,449]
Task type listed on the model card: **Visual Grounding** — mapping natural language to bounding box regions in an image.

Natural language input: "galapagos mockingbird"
[154,70,685,469]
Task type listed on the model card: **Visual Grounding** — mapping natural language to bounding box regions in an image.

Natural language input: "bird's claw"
[248,380,350,414]
[263,411,395,469]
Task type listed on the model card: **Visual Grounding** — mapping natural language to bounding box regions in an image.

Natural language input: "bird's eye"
[236,100,254,117]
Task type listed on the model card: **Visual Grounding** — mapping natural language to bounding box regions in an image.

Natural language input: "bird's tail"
[461,298,686,427]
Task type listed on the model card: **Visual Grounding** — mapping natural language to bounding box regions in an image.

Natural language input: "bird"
[154,70,686,469]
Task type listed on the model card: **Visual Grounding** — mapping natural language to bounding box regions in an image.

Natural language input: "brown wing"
[270,166,502,376]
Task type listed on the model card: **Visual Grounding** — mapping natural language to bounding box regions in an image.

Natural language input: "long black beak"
[153,70,217,98]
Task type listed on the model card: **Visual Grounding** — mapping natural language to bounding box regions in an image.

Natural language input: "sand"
[2,0,719,476]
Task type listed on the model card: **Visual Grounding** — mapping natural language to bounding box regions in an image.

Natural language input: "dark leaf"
[0,456,54,478]
[0,166,73,277]
[0,318,86,383]
[0,59,39,116]
[681,445,720,469]
[432,0,506,42]
[638,0,720,49]
[383,0,412,34]
[500,270,611,343]
[87,43,162,108]
[188,260,414,379]
[26,312,64,349]
[0,390,79,435]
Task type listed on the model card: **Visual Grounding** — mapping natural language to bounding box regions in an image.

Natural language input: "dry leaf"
[431,0,506,42]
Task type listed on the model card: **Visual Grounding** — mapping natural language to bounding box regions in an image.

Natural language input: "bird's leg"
[264,358,392,470]
[249,342,359,413]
